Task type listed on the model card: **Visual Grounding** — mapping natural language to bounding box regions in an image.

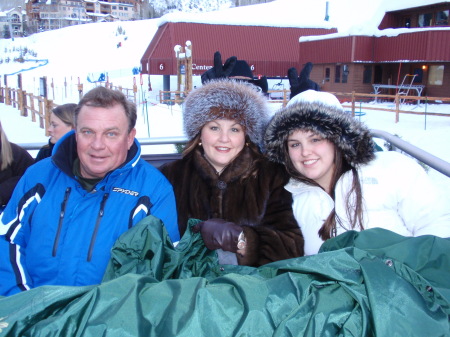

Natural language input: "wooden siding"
[308,64,373,95]
[140,22,337,77]
[298,37,353,64]
[298,36,376,64]
[309,62,450,98]
[299,31,450,64]
[374,30,450,62]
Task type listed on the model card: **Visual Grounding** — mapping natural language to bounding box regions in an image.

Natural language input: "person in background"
[201,51,269,96]
[35,103,77,162]
[287,62,321,99]
[161,79,304,267]
[0,86,179,296]
[0,121,34,208]
[264,90,450,255]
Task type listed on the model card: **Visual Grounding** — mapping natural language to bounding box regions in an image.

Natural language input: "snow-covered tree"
[150,0,233,15]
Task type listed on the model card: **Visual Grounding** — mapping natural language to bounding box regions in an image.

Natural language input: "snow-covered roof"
[300,26,450,43]
[157,0,450,35]
[157,0,336,29]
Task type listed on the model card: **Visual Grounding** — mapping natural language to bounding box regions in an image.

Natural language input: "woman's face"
[200,119,246,173]
[287,129,336,193]
[49,114,73,144]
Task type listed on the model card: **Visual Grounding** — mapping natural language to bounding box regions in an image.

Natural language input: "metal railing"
[370,129,450,178]
[19,131,450,178]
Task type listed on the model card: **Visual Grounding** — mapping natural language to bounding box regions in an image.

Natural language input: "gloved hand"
[192,218,242,253]
[249,76,268,94]
[201,51,237,84]
[288,62,320,99]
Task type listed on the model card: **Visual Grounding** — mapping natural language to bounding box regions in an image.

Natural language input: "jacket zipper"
[87,193,109,262]
[52,187,71,257]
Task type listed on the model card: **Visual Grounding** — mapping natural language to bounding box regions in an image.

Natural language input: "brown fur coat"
[161,145,304,266]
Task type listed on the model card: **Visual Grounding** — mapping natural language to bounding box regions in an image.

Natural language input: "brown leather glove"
[192,218,242,253]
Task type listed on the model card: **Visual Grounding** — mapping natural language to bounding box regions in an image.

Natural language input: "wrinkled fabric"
[0,215,448,337]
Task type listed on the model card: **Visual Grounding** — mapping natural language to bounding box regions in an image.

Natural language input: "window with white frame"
[428,65,444,85]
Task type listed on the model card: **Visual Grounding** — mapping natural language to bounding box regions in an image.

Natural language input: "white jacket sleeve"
[385,152,450,237]
[286,181,334,255]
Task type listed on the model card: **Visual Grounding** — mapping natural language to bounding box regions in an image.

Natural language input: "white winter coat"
[285,151,450,255]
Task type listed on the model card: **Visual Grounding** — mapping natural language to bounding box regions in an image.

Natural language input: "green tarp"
[0,216,449,336]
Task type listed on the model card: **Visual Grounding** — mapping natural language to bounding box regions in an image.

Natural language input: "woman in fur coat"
[161,79,304,266]
[264,90,450,255]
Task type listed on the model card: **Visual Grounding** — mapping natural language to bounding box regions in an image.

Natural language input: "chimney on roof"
[324,1,329,21]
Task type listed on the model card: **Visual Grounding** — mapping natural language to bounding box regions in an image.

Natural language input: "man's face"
[75,103,136,179]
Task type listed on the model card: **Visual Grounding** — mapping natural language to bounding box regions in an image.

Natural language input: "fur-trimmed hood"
[264,90,375,167]
[183,79,270,146]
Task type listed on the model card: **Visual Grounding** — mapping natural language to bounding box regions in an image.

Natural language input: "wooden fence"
[330,91,450,122]
[0,85,55,135]
[1,82,449,136]
[0,81,138,136]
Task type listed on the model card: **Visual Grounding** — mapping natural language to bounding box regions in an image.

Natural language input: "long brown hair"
[283,136,364,240]
[182,133,202,157]
[0,121,13,170]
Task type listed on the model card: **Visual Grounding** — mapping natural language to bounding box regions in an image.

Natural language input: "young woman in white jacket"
[264,90,450,255]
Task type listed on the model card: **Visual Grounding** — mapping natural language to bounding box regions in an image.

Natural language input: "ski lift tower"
[174,41,193,101]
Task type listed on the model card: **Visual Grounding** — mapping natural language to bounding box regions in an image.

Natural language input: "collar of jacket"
[192,145,261,186]
[51,130,141,180]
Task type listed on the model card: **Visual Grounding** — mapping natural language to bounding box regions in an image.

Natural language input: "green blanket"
[0,216,449,336]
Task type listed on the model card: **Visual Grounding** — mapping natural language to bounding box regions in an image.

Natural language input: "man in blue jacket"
[0,86,180,296]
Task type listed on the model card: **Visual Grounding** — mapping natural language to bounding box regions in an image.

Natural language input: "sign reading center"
[192,63,255,73]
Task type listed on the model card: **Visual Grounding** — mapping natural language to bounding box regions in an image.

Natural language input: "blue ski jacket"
[0,131,179,296]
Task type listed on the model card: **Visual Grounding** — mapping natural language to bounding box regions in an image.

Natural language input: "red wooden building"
[140,22,336,78]
[299,2,450,98]
[141,1,450,98]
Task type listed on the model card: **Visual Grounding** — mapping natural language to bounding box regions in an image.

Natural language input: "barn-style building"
[140,1,450,98]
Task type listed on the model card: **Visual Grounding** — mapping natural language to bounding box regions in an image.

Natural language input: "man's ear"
[128,128,136,149]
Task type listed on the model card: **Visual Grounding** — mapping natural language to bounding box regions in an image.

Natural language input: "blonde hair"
[0,122,13,170]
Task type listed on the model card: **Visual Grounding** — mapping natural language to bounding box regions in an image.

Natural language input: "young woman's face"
[287,129,336,193]
[49,114,73,144]
[200,119,246,173]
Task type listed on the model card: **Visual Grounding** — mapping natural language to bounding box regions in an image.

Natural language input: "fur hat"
[264,90,375,167]
[184,79,270,145]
